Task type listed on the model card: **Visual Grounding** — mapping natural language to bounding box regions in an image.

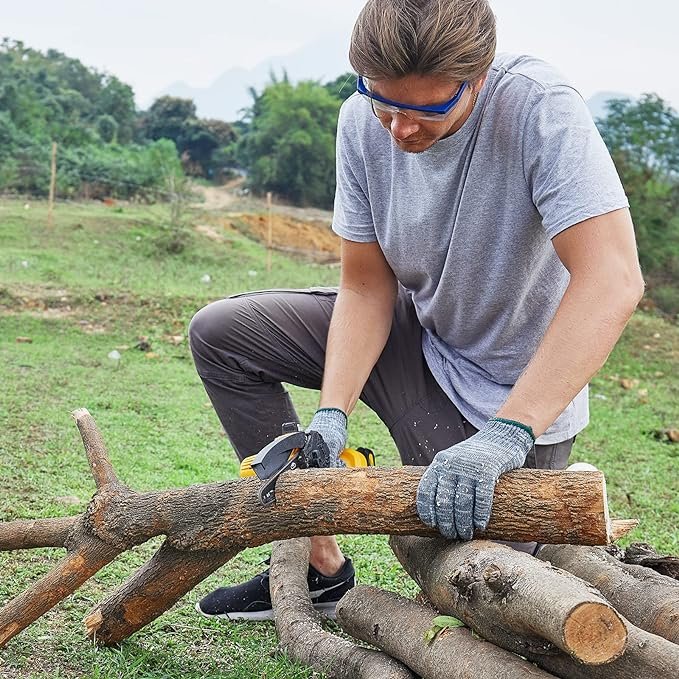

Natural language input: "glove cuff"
[490,417,535,442]
[308,408,348,458]
[313,407,348,428]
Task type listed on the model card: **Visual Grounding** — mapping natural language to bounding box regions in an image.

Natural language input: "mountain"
[156,37,633,126]
[152,33,353,122]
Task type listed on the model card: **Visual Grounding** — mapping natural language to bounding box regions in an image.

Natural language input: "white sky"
[3,0,678,110]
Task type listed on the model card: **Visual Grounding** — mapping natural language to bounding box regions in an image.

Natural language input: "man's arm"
[319,238,398,414]
[496,207,645,437]
[417,207,644,540]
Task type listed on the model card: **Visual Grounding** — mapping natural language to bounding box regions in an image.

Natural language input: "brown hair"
[349,0,496,83]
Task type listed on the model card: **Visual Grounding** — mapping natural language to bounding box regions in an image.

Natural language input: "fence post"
[266,191,273,273]
[47,142,57,228]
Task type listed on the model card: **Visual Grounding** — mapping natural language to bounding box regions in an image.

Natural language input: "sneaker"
[195,557,355,621]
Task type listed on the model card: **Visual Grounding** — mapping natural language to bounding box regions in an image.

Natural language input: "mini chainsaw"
[239,422,375,505]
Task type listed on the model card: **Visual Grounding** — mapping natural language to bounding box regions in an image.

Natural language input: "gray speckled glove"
[304,407,347,468]
[416,418,535,540]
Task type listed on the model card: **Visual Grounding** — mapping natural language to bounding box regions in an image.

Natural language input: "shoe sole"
[195,600,338,622]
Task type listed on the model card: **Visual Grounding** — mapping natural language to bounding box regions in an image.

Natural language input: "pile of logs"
[1,409,678,679]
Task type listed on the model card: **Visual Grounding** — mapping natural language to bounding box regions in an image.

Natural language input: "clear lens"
[372,99,449,122]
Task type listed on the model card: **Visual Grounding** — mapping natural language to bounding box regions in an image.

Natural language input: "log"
[3,469,628,554]
[268,539,415,679]
[390,536,627,665]
[530,623,679,679]
[0,469,632,555]
[609,542,679,579]
[0,522,123,647]
[336,585,556,678]
[538,544,679,644]
[85,541,237,646]
[0,516,77,550]
[0,409,636,647]
[392,536,679,679]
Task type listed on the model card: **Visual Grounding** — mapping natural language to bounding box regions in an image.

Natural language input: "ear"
[472,73,489,93]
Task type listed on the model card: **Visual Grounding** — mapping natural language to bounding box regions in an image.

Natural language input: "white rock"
[21,260,29,268]
[200,274,211,284]
[566,462,599,472]
[107,350,121,361]
[247,270,258,277]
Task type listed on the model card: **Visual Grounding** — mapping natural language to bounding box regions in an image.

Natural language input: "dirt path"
[191,180,339,261]
[192,180,240,211]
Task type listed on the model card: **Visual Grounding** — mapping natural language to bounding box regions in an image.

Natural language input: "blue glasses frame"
[356,75,468,115]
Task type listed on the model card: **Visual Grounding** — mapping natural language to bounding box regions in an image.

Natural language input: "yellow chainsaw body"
[239,446,375,478]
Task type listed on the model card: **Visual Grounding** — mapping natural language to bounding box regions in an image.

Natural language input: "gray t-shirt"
[331,53,629,444]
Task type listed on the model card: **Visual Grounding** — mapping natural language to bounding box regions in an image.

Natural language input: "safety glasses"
[356,75,468,121]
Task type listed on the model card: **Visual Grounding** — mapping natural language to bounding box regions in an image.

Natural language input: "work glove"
[416,418,534,540]
[303,407,348,468]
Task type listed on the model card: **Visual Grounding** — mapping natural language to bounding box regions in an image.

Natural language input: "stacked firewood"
[270,537,679,679]
[1,408,677,679]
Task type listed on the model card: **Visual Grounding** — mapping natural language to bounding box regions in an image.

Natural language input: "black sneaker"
[195,557,355,621]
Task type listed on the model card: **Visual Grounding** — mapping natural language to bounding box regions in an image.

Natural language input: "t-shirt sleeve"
[331,98,377,242]
[522,85,629,240]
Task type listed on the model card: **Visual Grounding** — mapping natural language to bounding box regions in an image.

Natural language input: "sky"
[3,0,679,110]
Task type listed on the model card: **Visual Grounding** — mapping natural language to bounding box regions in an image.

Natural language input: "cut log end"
[563,602,628,665]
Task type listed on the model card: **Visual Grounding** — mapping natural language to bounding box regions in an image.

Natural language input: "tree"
[95,115,118,144]
[597,95,679,314]
[96,75,136,143]
[324,71,358,103]
[597,94,679,180]
[240,79,342,207]
[141,96,197,144]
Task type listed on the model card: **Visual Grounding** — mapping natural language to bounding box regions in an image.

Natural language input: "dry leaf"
[15,336,33,343]
[668,429,679,443]
[145,352,159,359]
[620,378,640,390]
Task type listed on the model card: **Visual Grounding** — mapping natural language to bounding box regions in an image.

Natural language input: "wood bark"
[389,536,627,665]
[392,536,679,679]
[0,470,632,554]
[0,408,635,648]
[608,542,679,579]
[538,544,679,644]
[0,516,77,550]
[85,541,237,646]
[268,538,415,679]
[336,585,556,679]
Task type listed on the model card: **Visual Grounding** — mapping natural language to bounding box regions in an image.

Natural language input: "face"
[367,74,482,153]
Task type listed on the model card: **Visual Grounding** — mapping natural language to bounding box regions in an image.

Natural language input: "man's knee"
[188,297,249,370]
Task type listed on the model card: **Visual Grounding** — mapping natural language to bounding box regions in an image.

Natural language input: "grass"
[1,198,677,678]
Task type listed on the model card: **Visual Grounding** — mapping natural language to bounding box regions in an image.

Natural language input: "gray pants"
[188,286,574,469]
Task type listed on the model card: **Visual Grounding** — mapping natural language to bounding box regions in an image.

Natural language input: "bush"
[0,138,183,201]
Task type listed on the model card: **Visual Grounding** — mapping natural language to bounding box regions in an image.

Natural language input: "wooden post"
[47,142,57,228]
[266,191,273,273]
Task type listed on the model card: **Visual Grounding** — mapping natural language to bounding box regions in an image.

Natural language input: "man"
[189,0,644,621]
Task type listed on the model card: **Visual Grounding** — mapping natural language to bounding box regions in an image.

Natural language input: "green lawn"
[0,198,677,678]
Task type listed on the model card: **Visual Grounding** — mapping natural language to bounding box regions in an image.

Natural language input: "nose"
[389,112,420,141]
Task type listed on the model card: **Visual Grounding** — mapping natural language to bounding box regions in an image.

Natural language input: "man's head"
[350,0,496,152]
